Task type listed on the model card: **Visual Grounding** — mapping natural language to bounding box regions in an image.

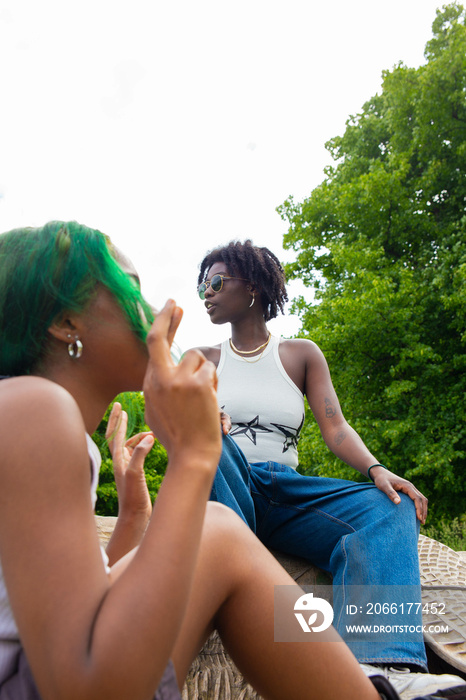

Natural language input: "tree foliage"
[92,392,168,516]
[278,3,466,523]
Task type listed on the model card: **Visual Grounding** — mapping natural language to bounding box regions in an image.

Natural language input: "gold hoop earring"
[67,337,83,359]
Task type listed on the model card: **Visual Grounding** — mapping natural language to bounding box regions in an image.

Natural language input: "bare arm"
[300,340,428,523]
[0,302,222,700]
[303,341,378,470]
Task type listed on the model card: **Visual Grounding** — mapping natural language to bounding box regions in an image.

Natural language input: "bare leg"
[171,502,380,700]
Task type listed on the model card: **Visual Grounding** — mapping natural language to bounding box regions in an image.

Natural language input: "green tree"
[278,3,466,523]
[92,392,168,516]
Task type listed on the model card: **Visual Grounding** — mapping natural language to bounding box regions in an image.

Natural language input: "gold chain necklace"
[230,332,271,355]
[229,332,271,362]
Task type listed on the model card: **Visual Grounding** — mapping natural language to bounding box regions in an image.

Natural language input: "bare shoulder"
[0,376,87,470]
[189,344,222,367]
[277,338,330,395]
[0,376,81,430]
[278,337,325,362]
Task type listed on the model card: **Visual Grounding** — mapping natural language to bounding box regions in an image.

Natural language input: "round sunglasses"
[197,274,249,300]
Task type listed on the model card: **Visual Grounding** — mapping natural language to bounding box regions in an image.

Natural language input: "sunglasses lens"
[211,274,223,292]
[198,283,207,300]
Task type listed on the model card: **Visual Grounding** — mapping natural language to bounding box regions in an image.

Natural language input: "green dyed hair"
[0,221,154,376]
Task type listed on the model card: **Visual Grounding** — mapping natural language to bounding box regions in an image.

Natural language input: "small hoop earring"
[68,338,83,359]
[249,295,255,308]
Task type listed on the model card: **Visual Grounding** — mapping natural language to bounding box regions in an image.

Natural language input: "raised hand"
[143,300,222,473]
[106,402,153,522]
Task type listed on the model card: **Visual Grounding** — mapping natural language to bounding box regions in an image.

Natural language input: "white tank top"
[0,434,108,684]
[217,335,305,468]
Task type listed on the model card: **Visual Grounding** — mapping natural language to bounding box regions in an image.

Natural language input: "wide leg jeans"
[211,435,427,668]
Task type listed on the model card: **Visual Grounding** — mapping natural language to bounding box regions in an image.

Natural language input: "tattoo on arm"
[334,431,346,446]
[324,398,337,418]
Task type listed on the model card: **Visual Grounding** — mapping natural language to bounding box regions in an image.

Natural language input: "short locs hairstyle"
[198,240,288,322]
[0,221,154,376]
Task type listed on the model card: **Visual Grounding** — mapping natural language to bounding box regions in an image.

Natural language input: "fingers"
[195,353,218,393]
[143,343,220,458]
[167,306,183,348]
[126,434,155,473]
[106,402,122,442]
[397,484,428,524]
[143,304,220,461]
[153,345,218,397]
[106,403,127,456]
[125,432,153,449]
[385,486,401,506]
[146,300,183,371]
[402,484,427,523]
[145,301,215,392]
[382,479,428,524]
[220,411,231,435]
[178,348,217,384]
[415,498,428,525]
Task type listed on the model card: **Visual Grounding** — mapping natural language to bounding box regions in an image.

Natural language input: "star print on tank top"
[230,415,273,444]
[271,414,305,454]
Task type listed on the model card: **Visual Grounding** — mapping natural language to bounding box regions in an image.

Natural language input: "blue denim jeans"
[212,435,427,668]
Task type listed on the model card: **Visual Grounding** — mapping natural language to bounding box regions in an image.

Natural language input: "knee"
[204,501,248,530]
[397,492,420,531]
[380,491,420,537]
[394,491,417,518]
[368,488,418,531]
[203,502,254,553]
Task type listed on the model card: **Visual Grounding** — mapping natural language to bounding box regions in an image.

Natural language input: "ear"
[47,315,80,344]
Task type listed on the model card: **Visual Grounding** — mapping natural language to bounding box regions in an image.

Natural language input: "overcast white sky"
[0,0,445,349]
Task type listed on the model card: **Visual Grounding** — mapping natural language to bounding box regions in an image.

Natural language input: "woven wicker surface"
[183,631,261,700]
[419,534,466,675]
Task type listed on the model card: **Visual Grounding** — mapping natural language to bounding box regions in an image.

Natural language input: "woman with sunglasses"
[0,222,392,700]
[194,239,465,700]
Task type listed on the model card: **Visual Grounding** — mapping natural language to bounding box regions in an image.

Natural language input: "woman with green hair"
[0,221,387,700]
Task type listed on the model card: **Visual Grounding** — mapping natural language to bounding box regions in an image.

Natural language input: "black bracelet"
[367,463,386,481]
